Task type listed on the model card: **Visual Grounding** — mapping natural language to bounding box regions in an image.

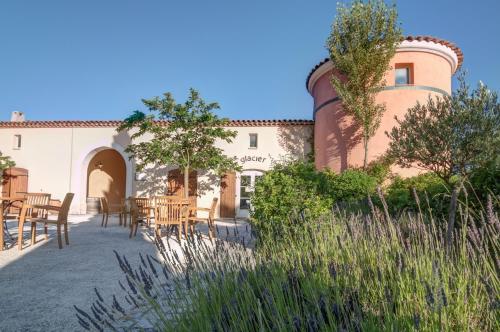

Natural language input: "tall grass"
[76,197,500,331]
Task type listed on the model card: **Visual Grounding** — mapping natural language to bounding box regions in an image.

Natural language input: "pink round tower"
[307,36,463,174]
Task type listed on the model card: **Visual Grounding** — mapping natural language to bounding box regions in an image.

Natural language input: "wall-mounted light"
[95,161,104,169]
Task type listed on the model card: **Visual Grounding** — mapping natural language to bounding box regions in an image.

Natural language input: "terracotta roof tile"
[306,35,464,90]
[0,119,314,128]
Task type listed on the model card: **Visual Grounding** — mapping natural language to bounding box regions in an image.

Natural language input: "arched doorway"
[86,149,126,212]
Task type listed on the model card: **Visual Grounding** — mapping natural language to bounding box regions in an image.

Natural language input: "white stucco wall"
[0,124,312,216]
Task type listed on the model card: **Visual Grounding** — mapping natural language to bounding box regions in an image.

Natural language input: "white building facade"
[0,117,313,218]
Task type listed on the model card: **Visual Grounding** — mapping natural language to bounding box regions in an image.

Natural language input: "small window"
[13,134,22,149]
[395,63,413,85]
[249,133,258,148]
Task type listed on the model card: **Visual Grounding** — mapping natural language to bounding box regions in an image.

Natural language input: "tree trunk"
[363,136,369,169]
[446,184,460,252]
[183,166,189,198]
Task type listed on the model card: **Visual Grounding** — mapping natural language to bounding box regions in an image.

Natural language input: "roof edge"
[0,119,314,128]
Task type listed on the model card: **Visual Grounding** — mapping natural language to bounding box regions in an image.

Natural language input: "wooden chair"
[100,197,128,228]
[153,198,189,241]
[188,198,218,240]
[134,197,152,226]
[18,193,74,250]
[128,197,154,238]
[24,193,52,219]
[3,193,51,238]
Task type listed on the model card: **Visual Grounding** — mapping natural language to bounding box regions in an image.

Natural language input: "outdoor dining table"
[0,196,26,251]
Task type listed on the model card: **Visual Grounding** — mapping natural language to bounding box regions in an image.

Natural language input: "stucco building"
[0,36,462,217]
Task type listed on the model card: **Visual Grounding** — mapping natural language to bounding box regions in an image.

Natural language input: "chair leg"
[64,222,69,245]
[177,224,182,242]
[56,224,62,249]
[44,222,48,240]
[104,214,109,228]
[183,222,188,240]
[18,218,25,250]
[119,213,122,226]
[31,222,36,245]
[129,221,134,238]
[134,220,139,237]
[101,213,105,227]
[155,225,161,238]
[189,223,195,238]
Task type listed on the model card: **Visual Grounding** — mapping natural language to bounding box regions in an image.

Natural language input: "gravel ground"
[0,214,250,332]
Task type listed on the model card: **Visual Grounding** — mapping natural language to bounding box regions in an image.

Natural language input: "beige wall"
[0,124,313,216]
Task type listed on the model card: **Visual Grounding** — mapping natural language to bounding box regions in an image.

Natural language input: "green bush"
[384,173,450,215]
[324,169,377,202]
[469,157,500,200]
[250,160,380,241]
[250,160,333,240]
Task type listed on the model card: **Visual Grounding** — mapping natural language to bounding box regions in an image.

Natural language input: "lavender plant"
[76,195,500,331]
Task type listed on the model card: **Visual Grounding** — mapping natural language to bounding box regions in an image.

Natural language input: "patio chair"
[128,197,154,238]
[100,197,128,228]
[188,197,218,240]
[153,198,189,241]
[18,193,74,250]
[3,193,51,241]
[134,197,152,226]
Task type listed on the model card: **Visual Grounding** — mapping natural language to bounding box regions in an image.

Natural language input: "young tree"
[386,75,500,185]
[0,151,15,173]
[119,89,241,198]
[327,0,402,168]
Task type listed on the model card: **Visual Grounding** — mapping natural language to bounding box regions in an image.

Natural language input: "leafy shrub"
[324,169,377,203]
[250,160,332,241]
[469,157,500,200]
[364,154,394,184]
[384,173,450,215]
[250,160,380,241]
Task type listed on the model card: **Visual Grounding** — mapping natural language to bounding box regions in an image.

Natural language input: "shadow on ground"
[0,215,252,331]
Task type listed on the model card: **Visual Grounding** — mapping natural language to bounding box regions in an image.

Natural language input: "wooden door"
[2,167,28,213]
[167,169,197,207]
[220,172,236,218]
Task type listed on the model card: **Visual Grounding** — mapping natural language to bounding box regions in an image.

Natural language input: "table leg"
[0,205,4,251]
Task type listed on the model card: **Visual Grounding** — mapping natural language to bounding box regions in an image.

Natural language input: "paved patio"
[0,214,251,331]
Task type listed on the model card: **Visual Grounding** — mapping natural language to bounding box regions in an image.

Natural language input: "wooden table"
[1,197,26,251]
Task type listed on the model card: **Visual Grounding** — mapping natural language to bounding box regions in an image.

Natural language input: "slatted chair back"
[57,193,74,224]
[25,193,51,219]
[154,195,178,206]
[155,199,189,226]
[134,197,151,218]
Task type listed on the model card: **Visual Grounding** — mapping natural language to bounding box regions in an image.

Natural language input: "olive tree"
[119,89,241,198]
[327,0,402,168]
[386,75,500,185]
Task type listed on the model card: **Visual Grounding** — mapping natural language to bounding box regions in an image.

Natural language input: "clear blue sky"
[1,0,499,121]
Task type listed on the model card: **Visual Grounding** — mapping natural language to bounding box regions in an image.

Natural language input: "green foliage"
[469,156,500,199]
[250,160,379,241]
[0,151,15,173]
[327,0,402,168]
[250,160,332,241]
[387,74,500,184]
[118,88,241,196]
[384,173,450,215]
[364,154,394,184]
[324,168,377,202]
